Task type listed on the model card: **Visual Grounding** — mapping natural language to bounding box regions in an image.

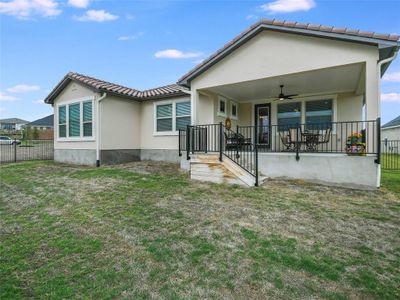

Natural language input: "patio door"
[255,103,271,147]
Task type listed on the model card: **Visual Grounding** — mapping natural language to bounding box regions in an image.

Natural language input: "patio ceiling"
[204,63,364,101]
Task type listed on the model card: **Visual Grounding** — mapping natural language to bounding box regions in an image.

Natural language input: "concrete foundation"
[54,149,97,166]
[101,149,140,165]
[258,153,379,190]
[140,149,182,163]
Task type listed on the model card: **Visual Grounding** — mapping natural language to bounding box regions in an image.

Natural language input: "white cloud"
[68,0,90,8]
[118,32,144,41]
[381,93,400,103]
[0,0,61,19]
[383,72,400,83]
[0,92,18,101]
[125,13,134,20]
[260,0,316,14]
[7,84,40,93]
[33,99,44,104]
[74,9,119,22]
[155,49,203,59]
[246,14,260,21]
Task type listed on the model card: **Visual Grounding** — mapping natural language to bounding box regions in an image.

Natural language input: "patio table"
[302,131,321,151]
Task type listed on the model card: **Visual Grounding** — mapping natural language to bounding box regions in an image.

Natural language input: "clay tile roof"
[178,18,400,85]
[45,72,188,104]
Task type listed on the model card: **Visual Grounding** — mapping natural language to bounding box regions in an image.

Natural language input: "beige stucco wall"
[336,93,363,122]
[53,82,97,150]
[100,96,141,150]
[382,127,400,140]
[140,95,191,150]
[191,30,380,124]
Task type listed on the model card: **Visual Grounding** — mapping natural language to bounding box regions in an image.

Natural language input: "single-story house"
[28,114,54,130]
[0,118,29,131]
[381,115,400,140]
[45,19,400,190]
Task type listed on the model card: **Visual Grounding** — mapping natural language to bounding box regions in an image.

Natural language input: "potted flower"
[346,132,366,156]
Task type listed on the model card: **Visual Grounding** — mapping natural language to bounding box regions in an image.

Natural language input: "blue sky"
[0,0,399,124]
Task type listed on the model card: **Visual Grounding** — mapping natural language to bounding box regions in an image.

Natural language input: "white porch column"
[364,60,380,187]
[365,61,379,121]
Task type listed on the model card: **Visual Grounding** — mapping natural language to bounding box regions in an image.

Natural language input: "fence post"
[14,137,17,163]
[219,122,223,162]
[375,117,381,164]
[186,125,190,160]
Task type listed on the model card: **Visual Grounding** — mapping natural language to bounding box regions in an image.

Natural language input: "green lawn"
[1,161,399,299]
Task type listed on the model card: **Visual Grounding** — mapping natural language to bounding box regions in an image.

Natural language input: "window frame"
[56,96,95,142]
[153,98,191,136]
[230,100,238,120]
[217,96,227,117]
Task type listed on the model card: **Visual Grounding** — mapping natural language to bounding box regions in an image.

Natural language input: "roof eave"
[178,24,400,87]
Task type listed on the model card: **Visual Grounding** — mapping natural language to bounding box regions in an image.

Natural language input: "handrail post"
[178,130,182,157]
[255,142,259,187]
[375,117,381,164]
[296,125,300,161]
[186,125,190,160]
[219,122,223,162]
[236,125,240,159]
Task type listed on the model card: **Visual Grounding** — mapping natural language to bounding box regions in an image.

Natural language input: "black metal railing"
[381,139,400,170]
[178,119,379,187]
[179,123,259,185]
[223,126,258,181]
[238,120,378,156]
[0,137,54,164]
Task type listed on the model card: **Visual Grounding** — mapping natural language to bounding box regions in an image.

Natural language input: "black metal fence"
[381,139,399,170]
[0,137,54,164]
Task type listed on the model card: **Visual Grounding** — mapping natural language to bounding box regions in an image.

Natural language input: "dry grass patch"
[1,160,399,299]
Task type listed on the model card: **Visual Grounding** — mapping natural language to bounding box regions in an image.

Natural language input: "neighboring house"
[45,19,400,190]
[381,115,400,140]
[0,118,29,131]
[28,114,54,130]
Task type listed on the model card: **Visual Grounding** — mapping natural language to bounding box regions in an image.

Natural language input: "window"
[58,106,66,138]
[58,98,93,139]
[306,99,332,129]
[156,104,173,132]
[176,101,191,130]
[68,103,80,137]
[155,100,191,134]
[231,101,238,120]
[83,101,93,137]
[277,102,301,130]
[218,97,227,116]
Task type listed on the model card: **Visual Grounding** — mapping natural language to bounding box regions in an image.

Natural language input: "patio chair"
[288,127,303,151]
[279,130,292,151]
[224,131,251,151]
[317,128,331,145]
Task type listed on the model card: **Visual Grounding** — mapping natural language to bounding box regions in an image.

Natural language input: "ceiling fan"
[274,85,298,101]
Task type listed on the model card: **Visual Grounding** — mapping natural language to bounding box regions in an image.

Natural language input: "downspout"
[375,48,398,187]
[96,92,107,167]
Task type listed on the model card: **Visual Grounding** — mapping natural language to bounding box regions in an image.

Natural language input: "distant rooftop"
[28,114,54,127]
[0,118,29,124]
[382,115,400,129]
